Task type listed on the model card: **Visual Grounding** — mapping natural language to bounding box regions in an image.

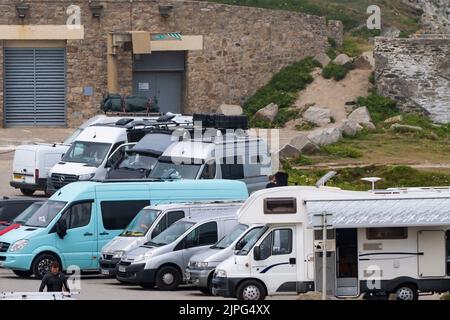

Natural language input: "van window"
[108,142,126,160]
[101,200,150,230]
[25,201,67,228]
[264,198,297,214]
[258,229,293,260]
[0,203,33,222]
[151,210,185,238]
[220,156,244,179]
[62,141,111,167]
[200,161,216,179]
[60,202,92,229]
[234,226,264,251]
[366,227,408,240]
[212,224,249,249]
[121,209,160,237]
[184,222,218,248]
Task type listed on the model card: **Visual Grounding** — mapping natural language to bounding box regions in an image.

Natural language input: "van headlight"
[10,240,29,252]
[113,250,125,259]
[197,262,209,269]
[78,173,95,181]
[215,269,227,278]
[134,251,153,263]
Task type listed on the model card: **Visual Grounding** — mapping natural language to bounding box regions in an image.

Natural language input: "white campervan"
[149,133,272,193]
[212,186,450,300]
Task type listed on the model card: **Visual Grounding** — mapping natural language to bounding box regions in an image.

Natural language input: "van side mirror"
[235,240,246,251]
[61,153,64,159]
[55,219,67,239]
[253,246,261,261]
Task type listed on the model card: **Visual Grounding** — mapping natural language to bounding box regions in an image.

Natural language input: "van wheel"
[32,253,59,279]
[199,274,214,295]
[395,285,418,300]
[20,188,35,196]
[140,282,155,289]
[13,270,33,278]
[237,280,266,300]
[155,266,181,291]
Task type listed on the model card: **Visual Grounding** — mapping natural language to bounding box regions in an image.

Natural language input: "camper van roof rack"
[93,178,164,183]
[373,186,450,194]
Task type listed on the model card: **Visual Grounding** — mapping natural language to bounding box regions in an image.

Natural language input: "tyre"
[395,284,418,300]
[20,188,35,196]
[236,280,266,301]
[155,266,181,291]
[139,282,155,289]
[32,253,59,279]
[199,287,212,295]
[13,270,33,278]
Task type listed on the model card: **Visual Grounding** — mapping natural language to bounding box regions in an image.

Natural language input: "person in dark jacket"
[39,261,70,292]
[266,175,278,188]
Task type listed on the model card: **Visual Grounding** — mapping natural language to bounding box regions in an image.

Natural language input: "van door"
[55,201,97,270]
[418,230,446,277]
[250,227,297,295]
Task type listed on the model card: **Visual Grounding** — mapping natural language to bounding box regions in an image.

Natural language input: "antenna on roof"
[316,171,337,188]
[361,177,382,191]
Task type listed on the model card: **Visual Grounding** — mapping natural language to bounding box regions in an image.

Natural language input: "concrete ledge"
[0,25,84,40]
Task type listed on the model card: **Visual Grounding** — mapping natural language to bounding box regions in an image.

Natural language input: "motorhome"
[0,179,248,279]
[149,134,272,193]
[100,201,244,277]
[212,186,450,300]
[186,223,264,294]
[116,213,239,290]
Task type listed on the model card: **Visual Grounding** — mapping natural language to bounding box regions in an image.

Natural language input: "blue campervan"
[0,179,248,279]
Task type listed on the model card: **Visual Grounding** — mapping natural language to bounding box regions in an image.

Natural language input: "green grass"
[356,93,400,124]
[296,121,318,131]
[322,63,351,81]
[283,165,450,191]
[244,57,320,128]
[294,155,315,165]
[321,145,363,159]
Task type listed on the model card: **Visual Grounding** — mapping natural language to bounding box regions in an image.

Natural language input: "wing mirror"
[55,219,67,239]
[253,246,261,261]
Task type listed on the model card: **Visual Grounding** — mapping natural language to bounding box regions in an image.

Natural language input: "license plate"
[101,269,109,275]
[0,262,4,267]
[118,266,126,273]
[13,174,23,180]
[185,272,190,280]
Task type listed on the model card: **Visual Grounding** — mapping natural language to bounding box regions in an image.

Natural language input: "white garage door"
[4,48,66,126]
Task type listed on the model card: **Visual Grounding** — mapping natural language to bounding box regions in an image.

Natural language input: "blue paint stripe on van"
[260,262,289,273]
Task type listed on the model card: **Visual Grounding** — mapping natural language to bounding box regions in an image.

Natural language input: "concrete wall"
[375,36,450,123]
[0,0,342,127]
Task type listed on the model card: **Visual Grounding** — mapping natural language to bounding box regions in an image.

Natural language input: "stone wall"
[374,36,450,123]
[0,0,342,127]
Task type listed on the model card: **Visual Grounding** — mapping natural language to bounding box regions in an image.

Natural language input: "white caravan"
[212,186,450,300]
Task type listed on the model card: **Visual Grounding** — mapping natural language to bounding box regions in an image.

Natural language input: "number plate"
[0,261,4,267]
[185,272,190,280]
[13,174,23,180]
[101,269,109,275]
[118,266,126,273]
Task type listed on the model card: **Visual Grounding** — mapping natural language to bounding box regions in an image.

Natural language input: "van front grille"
[0,242,10,252]
[51,173,79,189]
[0,256,6,261]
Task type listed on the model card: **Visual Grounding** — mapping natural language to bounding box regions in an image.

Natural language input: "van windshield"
[120,209,160,237]
[117,152,158,172]
[63,128,82,145]
[149,161,201,179]
[25,201,67,228]
[13,203,44,225]
[236,226,268,255]
[211,224,249,249]
[62,141,111,167]
[145,221,195,247]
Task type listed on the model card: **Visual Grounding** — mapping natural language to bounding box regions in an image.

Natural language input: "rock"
[382,26,400,38]
[254,103,279,122]
[278,144,301,159]
[307,127,343,146]
[390,124,423,132]
[384,115,403,124]
[302,107,331,126]
[348,106,372,124]
[344,105,356,114]
[340,120,363,136]
[314,52,331,67]
[353,54,373,70]
[218,104,243,116]
[289,134,320,154]
[364,122,377,131]
[333,53,352,65]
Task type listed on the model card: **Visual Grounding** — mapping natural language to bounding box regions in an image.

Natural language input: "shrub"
[296,121,318,131]
[340,37,363,57]
[326,48,337,60]
[294,155,315,165]
[356,93,399,124]
[322,63,350,81]
[321,145,363,158]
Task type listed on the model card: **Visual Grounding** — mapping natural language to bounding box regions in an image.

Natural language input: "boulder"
[348,106,372,125]
[382,26,401,38]
[307,127,343,146]
[289,133,320,154]
[333,53,352,65]
[384,115,403,124]
[390,124,423,132]
[302,107,331,126]
[340,120,363,136]
[314,53,331,67]
[353,54,373,70]
[364,122,377,131]
[278,144,301,159]
[254,103,279,122]
[218,104,243,116]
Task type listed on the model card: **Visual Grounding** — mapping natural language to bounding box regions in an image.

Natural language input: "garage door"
[4,48,66,126]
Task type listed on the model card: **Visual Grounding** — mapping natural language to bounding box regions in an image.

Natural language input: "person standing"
[39,261,70,293]
[266,175,278,188]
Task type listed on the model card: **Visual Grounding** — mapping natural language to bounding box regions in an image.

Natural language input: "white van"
[212,186,450,300]
[149,134,272,193]
[100,201,243,277]
[10,115,114,196]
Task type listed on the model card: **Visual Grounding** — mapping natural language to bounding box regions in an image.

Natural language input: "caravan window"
[264,198,297,214]
[258,229,293,260]
[101,200,150,230]
[366,227,408,240]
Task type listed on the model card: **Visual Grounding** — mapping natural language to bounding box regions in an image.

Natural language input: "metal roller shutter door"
[4,48,66,126]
